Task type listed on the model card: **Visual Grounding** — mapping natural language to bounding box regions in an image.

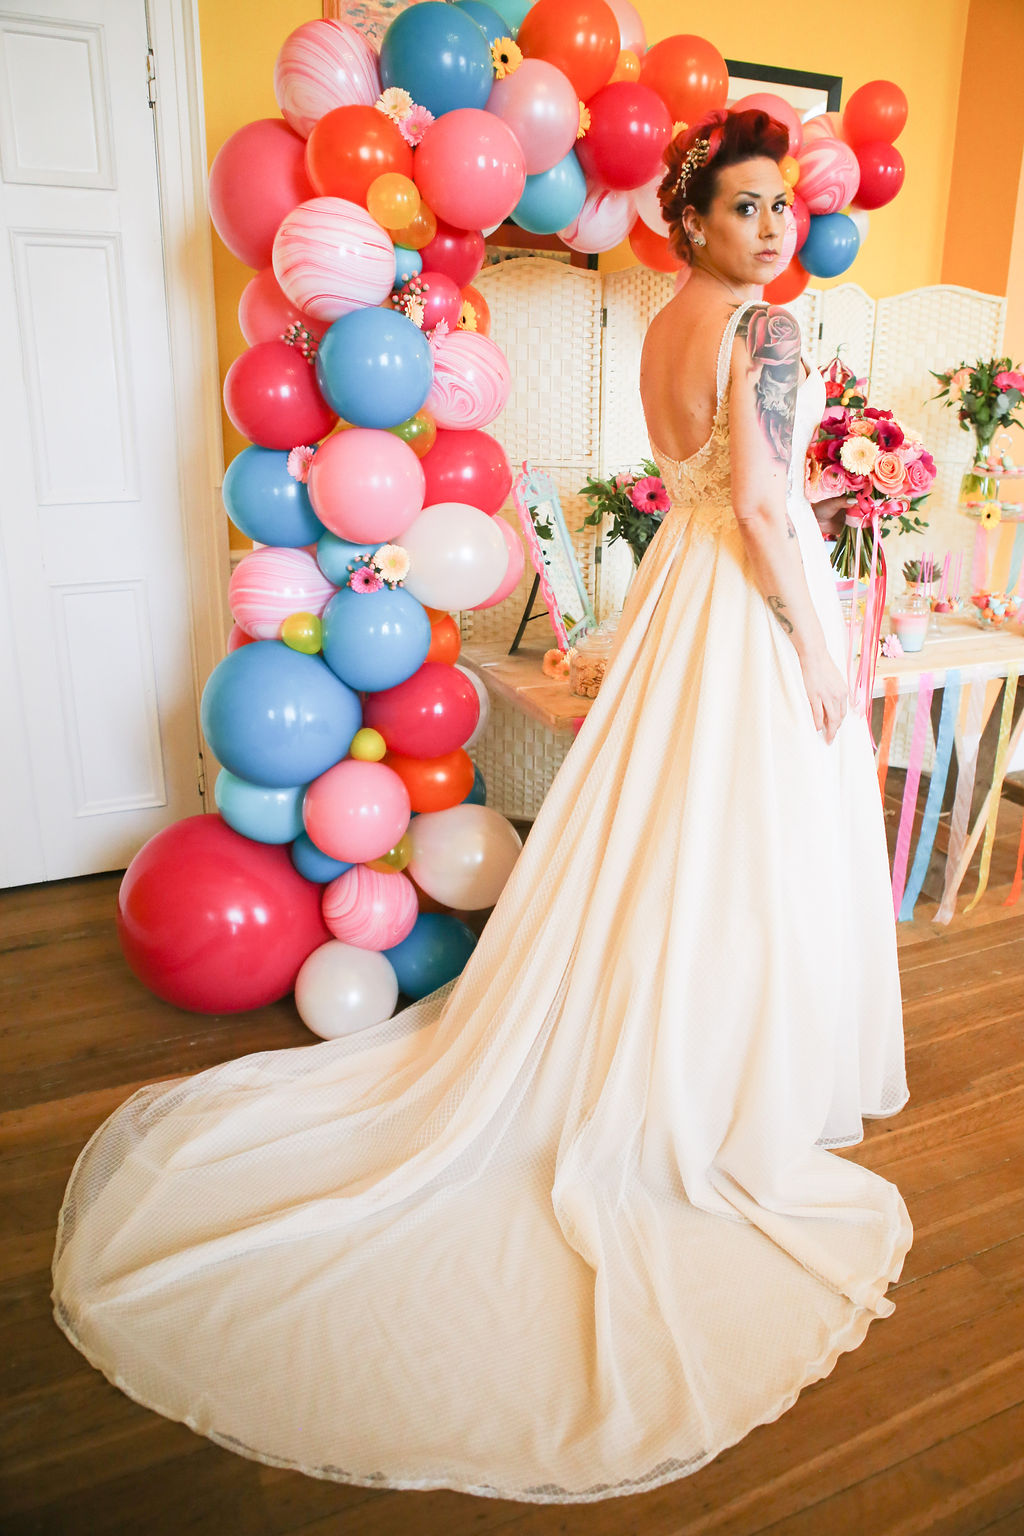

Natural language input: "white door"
[0,0,206,886]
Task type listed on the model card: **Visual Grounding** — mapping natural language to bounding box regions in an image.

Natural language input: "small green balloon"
[386,409,437,459]
[281,611,322,654]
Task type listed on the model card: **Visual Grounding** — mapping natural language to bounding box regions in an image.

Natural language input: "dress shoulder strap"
[715,297,766,406]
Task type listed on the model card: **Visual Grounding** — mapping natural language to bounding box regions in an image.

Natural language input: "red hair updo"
[659,109,790,262]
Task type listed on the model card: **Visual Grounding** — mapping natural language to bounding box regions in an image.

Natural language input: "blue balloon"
[511,151,587,236]
[463,762,487,805]
[380,3,493,117]
[222,446,324,547]
[291,831,353,884]
[214,770,306,844]
[484,0,532,34]
[316,308,433,429]
[321,585,433,692]
[799,212,860,279]
[316,531,377,585]
[453,0,509,45]
[392,245,423,288]
[201,641,362,789]
[384,912,478,998]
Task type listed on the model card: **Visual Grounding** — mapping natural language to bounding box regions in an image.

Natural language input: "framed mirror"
[510,465,596,650]
[724,60,843,120]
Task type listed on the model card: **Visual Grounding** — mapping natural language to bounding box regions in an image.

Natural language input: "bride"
[52,109,912,1504]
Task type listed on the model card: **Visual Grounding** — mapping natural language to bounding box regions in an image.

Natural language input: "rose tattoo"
[737,305,801,466]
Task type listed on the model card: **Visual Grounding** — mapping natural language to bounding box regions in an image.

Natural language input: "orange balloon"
[459,283,491,336]
[628,216,685,273]
[763,257,809,303]
[610,48,641,82]
[391,202,437,250]
[383,748,476,813]
[639,34,728,124]
[423,605,451,623]
[517,0,619,102]
[367,171,421,229]
[426,614,462,664]
[305,105,413,205]
[780,154,800,188]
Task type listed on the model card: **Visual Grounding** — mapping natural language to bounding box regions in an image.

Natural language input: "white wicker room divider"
[463,258,1008,815]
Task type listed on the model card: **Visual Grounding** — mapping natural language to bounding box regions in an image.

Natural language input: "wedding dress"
[52,298,912,1504]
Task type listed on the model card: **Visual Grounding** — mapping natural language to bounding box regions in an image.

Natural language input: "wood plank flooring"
[2,816,1023,1535]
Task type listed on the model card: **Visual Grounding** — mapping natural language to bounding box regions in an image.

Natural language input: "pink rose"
[847,417,877,437]
[905,457,935,494]
[819,463,850,497]
[995,369,1024,392]
[871,451,906,495]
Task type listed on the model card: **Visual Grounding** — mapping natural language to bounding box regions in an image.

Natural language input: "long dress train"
[52,299,912,1504]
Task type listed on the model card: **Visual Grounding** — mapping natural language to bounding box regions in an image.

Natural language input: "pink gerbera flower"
[628,475,670,514]
[398,103,435,147]
[286,445,315,483]
[349,566,384,593]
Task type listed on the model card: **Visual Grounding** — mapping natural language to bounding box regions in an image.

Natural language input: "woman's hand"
[799,647,849,744]
[811,494,854,539]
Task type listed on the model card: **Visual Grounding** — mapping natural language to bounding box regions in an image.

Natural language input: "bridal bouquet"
[804,361,936,581]
[579,462,670,568]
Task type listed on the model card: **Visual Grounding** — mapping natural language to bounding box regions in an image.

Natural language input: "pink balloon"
[322,865,419,949]
[635,169,669,233]
[732,91,802,156]
[272,196,396,322]
[802,112,845,145]
[229,547,338,640]
[605,0,646,54]
[473,516,525,609]
[425,331,511,430]
[773,204,798,278]
[238,267,329,347]
[795,136,860,215]
[307,428,426,542]
[559,186,636,253]
[304,760,411,864]
[792,191,810,250]
[274,18,382,139]
[208,119,314,270]
[414,110,526,230]
[413,269,463,332]
[226,623,255,653]
[486,59,580,176]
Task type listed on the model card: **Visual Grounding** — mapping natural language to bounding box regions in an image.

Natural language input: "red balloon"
[420,220,486,288]
[116,815,330,1013]
[420,428,512,515]
[223,340,338,449]
[415,269,463,332]
[638,34,728,125]
[238,267,328,347]
[852,141,905,210]
[362,661,480,756]
[209,119,314,270]
[305,104,414,204]
[732,91,802,155]
[843,80,908,147]
[763,257,809,303]
[517,0,619,102]
[628,216,685,273]
[791,192,810,251]
[383,747,475,812]
[575,82,672,192]
[226,623,255,652]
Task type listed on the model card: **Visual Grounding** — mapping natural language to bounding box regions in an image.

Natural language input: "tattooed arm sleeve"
[734,304,802,467]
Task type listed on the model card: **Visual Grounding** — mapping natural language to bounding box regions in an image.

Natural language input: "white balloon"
[605,0,646,56]
[635,170,669,234]
[408,804,522,909]
[294,940,399,1039]
[455,663,491,748]
[848,206,870,247]
[559,186,636,253]
[402,502,509,610]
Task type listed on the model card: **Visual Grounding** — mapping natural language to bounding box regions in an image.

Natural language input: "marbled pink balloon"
[274,19,382,139]
[272,197,396,323]
[229,547,337,640]
[795,137,860,215]
[802,112,845,145]
[322,865,419,950]
[559,186,636,253]
[425,331,511,431]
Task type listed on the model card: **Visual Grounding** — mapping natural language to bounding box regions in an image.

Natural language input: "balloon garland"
[116,3,910,1031]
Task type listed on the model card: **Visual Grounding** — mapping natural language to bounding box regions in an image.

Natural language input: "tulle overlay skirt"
[53,494,911,1503]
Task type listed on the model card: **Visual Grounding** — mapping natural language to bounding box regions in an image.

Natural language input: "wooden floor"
[3,808,1024,1534]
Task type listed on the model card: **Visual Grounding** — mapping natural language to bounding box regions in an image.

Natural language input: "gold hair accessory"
[674,136,712,201]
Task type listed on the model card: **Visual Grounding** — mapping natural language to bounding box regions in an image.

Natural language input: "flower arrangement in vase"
[931,358,1024,467]
[579,462,671,569]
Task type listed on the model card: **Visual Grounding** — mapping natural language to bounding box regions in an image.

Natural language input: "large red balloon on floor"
[517,0,619,102]
[638,34,728,125]
[420,428,512,515]
[116,815,330,1013]
[208,119,314,270]
[223,339,338,449]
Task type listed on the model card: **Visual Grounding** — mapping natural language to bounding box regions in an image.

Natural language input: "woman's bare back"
[639,290,737,464]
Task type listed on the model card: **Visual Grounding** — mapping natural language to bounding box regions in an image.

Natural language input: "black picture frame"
[724,61,843,115]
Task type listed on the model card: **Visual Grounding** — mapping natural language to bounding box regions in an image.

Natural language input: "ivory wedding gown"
[52,299,912,1504]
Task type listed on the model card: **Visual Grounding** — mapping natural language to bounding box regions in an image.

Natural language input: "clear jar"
[889,593,930,653]
[568,618,620,698]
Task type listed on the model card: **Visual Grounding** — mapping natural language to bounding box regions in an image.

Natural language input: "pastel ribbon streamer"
[898,669,961,921]
[971,522,988,592]
[890,673,934,919]
[964,668,1019,913]
[935,677,996,924]
[1009,523,1024,595]
[876,675,900,801]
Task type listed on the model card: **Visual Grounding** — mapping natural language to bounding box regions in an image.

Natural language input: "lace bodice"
[648,300,825,538]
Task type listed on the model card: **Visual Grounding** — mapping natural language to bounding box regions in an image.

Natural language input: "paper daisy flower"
[349,565,384,593]
[398,103,435,147]
[839,436,880,476]
[376,87,413,122]
[458,299,478,332]
[491,37,523,78]
[372,544,410,583]
[286,445,315,483]
[628,475,670,514]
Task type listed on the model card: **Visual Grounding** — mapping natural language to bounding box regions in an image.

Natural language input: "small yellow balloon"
[281,611,322,654]
[391,201,437,251]
[349,727,387,762]
[367,832,412,872]
[780,154,800,188]
[367,172,421,231]
[610,48,640,82]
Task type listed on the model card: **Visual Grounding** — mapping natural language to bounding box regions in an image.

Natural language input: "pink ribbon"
[890,672,935,917]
